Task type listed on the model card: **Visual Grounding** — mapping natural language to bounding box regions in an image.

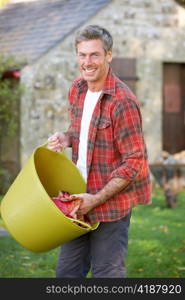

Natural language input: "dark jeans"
[56,212,131,278]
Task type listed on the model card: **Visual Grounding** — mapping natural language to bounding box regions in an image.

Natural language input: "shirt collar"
[102,67,116,97]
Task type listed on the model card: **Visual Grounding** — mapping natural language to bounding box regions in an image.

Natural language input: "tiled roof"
[0,0,112,64]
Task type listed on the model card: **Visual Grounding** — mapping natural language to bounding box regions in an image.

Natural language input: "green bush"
[0,56,23,137]
[0,56,24,193]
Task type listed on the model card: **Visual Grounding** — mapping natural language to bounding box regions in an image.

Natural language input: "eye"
[92,53,99,57]
[78,53,85,58]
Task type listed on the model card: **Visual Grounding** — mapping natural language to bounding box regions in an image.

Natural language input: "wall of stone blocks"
[20,0,185,164]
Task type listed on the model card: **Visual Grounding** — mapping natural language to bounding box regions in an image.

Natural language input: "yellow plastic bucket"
[1,145,99,252]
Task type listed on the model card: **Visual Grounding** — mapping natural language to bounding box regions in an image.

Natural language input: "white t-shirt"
[77,89,102,182]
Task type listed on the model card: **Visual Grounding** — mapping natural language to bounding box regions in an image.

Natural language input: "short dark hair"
[75,25,113,53]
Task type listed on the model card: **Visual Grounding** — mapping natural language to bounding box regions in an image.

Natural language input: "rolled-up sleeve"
[109,98,145,182]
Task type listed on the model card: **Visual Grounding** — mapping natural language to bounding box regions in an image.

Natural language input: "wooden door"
[163,63,185,154]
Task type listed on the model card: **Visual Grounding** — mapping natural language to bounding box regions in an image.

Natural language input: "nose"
[84,55,93,66]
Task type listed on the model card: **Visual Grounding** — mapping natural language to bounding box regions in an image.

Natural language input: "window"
[110,58,138,94]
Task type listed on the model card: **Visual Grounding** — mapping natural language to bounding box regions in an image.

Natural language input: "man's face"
[76,39,112,85]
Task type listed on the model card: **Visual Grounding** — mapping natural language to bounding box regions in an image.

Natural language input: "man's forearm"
[70,178,130,217]
[93,177,130,207]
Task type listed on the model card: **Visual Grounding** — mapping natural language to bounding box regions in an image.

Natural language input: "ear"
[106,50,112,63]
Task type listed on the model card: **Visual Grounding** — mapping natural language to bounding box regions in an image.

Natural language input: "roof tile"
[0,0,112,64]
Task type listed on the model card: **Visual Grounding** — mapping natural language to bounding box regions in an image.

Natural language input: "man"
[48,25,152,278]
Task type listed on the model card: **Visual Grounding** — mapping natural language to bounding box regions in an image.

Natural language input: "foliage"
[0,0,9,8]
[0,188,185,278]
[0,56,24,137]
[175,0,185,7]
[0,56,24,193]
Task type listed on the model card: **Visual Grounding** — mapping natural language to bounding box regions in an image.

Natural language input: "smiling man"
[77,38,112,91]
[48,25,152,278]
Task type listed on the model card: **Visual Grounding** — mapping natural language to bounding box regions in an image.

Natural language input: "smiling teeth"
[86,69,95,73]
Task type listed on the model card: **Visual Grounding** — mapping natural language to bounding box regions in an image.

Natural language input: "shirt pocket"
[97,120,111,130]
[96,119,113,144]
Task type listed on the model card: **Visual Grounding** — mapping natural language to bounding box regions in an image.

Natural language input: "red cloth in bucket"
[51,191,90,226]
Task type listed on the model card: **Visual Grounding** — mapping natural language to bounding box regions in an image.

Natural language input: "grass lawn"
[126,189,185,278]
[0,188,185,278]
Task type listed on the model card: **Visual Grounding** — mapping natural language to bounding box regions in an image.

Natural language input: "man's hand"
[71,178,130,218]
[68,193,98,219]
[47,132,70,152]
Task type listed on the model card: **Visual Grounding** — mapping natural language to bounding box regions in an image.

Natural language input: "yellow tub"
[0,145,99,252]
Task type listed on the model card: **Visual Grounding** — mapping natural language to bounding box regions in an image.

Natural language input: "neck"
[88,84,103,92]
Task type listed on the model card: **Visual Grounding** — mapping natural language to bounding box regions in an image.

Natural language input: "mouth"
[83,68,96,74]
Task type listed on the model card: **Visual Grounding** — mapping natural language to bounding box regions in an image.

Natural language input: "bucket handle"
[40,140,64,152]
[67,217,92,229]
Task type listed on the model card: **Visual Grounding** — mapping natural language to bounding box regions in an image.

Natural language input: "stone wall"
[21,0,185,164]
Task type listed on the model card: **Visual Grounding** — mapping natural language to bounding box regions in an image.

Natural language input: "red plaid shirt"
[66,68,152,223]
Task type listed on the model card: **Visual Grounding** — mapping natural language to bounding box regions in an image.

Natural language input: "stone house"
[0,0,185,188]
